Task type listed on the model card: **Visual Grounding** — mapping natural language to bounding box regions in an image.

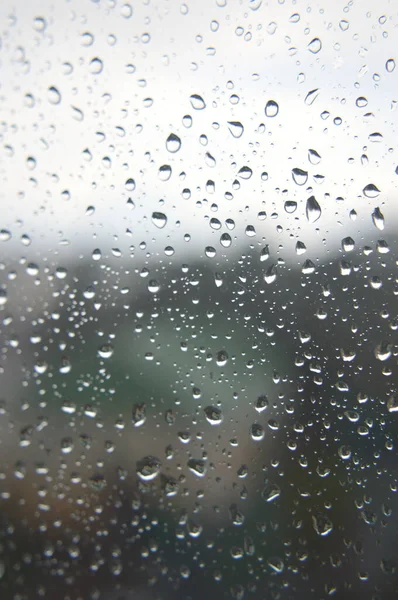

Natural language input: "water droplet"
[136,456,161,481]
[260,245,270,261]
[151,211,167,228]
[306,196,321,223]
[372,207,385,231]
[363,183,380,198]
[308,37,322,54]
[267,557,284,573]
[190,94,206,110]
[98,344,114,359]
[302,259,315,275]
[292,168,308,185]
[264,264,277,284]
[204,406,223,425]
[228,121,244,138]
[158,165,172,181]
[0,230,11,242]
[187,458,207,477]
[374,341,392,361]
[304,89,319,105]
[312,513,333,536]
[356,96,368,108]
[386,58,395,73]
[338,445,351,460]
[387,394,398,413]
[250,423,264,441]
[220,233,232,247]
[308,148,321,164]
[238,166,252,179]
[216,350,229,366]
[255,395,268,412]
[166,133,181,153]
[89,57,103,74]
[262,482,281,502]
[296,241,307,255]
[342,237,355,252]
[265,100,279,117]
[284,201,297,213]
[48,86,61,105]
[132,403,146,427]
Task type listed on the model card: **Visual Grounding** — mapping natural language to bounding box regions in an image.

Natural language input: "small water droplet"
[250,423,264,441]
[386,58,395,73]
[216,350,229,367]
[187,458,207,477]
[132,403,146,427]
[262,482,281,502]
[264,264,277,284]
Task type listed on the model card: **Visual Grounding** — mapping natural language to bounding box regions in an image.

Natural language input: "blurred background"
[0,0,398,598]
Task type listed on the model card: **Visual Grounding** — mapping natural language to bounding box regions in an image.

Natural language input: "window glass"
[1,0,397,598]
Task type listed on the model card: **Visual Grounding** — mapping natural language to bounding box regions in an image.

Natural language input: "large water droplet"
[363,184,380,198]
[48,86,61,105]
[136,456,161,481]
[372,207,385,230]
[166,133,181,153]
[265,100,279,117]
[306,196,321,223]
[228,121,244,138]
[264,264,277,284]
[187,458,207,477]
[262,482,281,502]
[250,423,264,441]
[204,406,223,425]
[292,168,308,185]
[190,94,206,110]
[305,89,320,105]
[312,513,333,536]
[158,165,172,181]
[216,350,229,366]
[308,37,322,54]
[151,211,167,228]
[89,57,103,74]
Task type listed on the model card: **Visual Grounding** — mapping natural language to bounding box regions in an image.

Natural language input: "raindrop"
[304,89,319,105]
[216,350,229,366]
[190,94,206,110]
[264,264,277,284]
[228,121,244,138]
[204,406,223,425]
[386,59,395,73]
[89,57,103,74]
[265,100,279,117]
[220,233,232,247]
[363,184,380,198]
[166,133,181,153]
[260,245,270,261]
[387,395,398,413]
[312,513,333,536]
[284,201,297,213]
[48,86,61,105]
[292,168,308,185]
[374,341,392,361]
[255,395,268,412]
[187,458,207,477]
[306,196,321,223]
[136,456,161,481]
[308,148,321,164]
[132,403,146,427]
[342,237,355,252]
[372,207,385,231]
[250,423,264,441]
[98,344,114,359]
[307,37,322,53]
[267,557,284,574]
[262,482,281,502]
[151,212,167,228]
[158,165,172,181]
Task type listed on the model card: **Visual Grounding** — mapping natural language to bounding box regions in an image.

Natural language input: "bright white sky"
[0,0,397,270]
